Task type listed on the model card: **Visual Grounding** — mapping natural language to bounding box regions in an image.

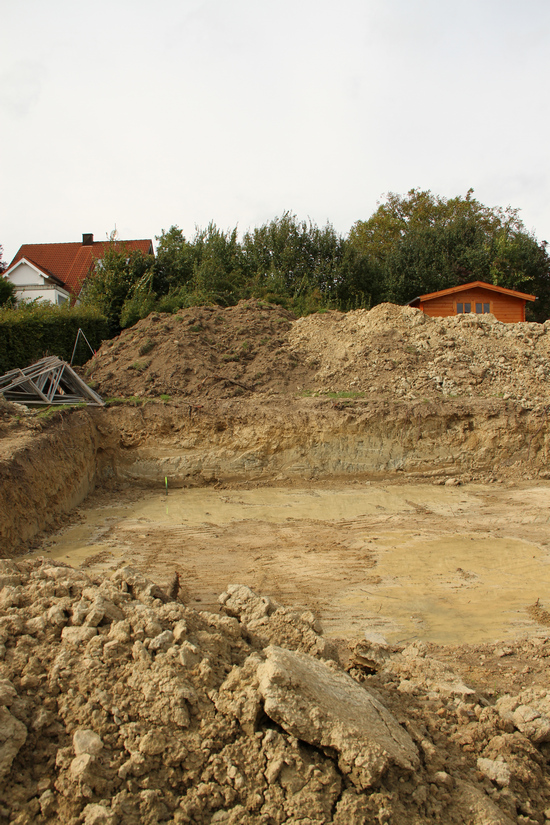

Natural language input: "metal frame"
[0,357,104,406]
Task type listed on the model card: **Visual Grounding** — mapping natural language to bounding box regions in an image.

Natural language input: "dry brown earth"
[2,300,550,823]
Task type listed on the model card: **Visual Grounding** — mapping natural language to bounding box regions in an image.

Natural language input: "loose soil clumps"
[84,299,550,404]
[3,559,550,824]
[85,301,311,401]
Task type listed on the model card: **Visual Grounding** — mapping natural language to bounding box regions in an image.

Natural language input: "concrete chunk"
[256,645,419,789]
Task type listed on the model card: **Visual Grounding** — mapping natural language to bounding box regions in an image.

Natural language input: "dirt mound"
[85,301,314,401]
[85,300,550,405]
[3,558,550,824]
[287,303,550,403]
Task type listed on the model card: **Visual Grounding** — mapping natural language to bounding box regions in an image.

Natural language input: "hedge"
[0,303,110,374]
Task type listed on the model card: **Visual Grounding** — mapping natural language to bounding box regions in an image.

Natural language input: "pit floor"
[34,481,550,646]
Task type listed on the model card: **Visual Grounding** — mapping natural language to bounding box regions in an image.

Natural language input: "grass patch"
[139,338,156,356]
[189,324,203,333]
[326,390,365,399]
[105,396,147,407]
[35,403,86,419]
[160,394,171,403]
[222,353,240,362]
[299,389,365,399]
[130,360,150,372]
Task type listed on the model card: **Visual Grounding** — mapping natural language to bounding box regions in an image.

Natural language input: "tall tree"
[349,190,550,319]
[80,235,154,334]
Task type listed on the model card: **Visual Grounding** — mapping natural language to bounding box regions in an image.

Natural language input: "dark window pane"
[476,303,482,313]
[464,303,471,313]
[483,303,490,313]
[456,303,463,314]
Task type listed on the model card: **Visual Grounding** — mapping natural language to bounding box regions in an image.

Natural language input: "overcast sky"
[1,0,549,262]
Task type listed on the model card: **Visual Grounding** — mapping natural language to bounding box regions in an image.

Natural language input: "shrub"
[0,303,109,374]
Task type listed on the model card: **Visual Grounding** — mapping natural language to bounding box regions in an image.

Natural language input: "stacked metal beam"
[0,357,104,406]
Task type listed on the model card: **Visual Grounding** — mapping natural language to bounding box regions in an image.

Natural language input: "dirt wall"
[0,411,100,554]
[2,398,550,555]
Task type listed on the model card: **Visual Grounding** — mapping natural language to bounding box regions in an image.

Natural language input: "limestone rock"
[219,584,277,624]
[73,729,103,756]
[452,779,515,824]
[256,645,419,788]
[496,691,550,743]
[477,757,511,787]
[61,626,98,645]
[81,803,117,825]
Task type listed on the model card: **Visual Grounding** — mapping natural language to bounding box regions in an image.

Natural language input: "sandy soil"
[34,479,550,651]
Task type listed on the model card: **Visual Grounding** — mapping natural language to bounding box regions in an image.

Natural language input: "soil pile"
[3,557,550,825]
[84,302,313,401]
[288,303,550,403]
[84,300,550,404]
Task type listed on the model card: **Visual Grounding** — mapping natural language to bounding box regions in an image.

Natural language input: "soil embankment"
[1,396,549,555]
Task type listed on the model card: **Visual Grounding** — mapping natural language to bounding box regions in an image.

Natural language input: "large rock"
[219,584,277,624]
[256,645,419,789]
[496,690,550,744]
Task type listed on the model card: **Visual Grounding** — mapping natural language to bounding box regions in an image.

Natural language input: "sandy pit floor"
[32,480,550,646]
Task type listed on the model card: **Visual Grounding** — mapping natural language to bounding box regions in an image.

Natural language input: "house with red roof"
[408,281,536,323]
[5,234,154,305]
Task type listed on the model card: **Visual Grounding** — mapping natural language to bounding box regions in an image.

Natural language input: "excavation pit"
[33,480,550,646]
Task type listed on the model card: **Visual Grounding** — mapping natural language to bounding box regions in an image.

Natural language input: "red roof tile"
[7,238,154,298]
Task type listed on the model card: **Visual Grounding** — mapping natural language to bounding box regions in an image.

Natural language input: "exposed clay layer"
[1,397,549,555]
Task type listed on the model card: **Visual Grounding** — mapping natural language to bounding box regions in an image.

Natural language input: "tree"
[241,213,365,311]
[191,222,245,305]
[80,234,155,334]
[153,226,196,294]
[349,190,550,320]
[0,245,16,307]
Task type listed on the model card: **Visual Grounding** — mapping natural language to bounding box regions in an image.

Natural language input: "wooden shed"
[408,281,536,323]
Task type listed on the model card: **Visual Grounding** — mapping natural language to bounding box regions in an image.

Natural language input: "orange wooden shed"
[408,281,536,323]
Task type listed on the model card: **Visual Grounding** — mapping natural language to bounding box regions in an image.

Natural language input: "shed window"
[475,303,482,314]
[484,303,490,313]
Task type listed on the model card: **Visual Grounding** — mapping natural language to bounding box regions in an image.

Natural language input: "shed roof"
[7,237,153,297]
[409,280,536,306]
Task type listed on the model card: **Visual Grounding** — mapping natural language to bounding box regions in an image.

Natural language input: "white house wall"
[9,261,47,286]
[13,286,69,305]
[8,261,70,304]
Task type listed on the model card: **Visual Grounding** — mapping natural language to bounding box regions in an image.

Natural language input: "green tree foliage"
[349,190,550,320]
[153,226,195,294]
[0,245,16,307]
[192,222,245,305]
[0,302,108,373]
[241,212,372,312]
[76,194,550,331]
[80,236,155,334]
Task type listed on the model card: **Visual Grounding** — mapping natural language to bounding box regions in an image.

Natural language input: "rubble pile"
[2,559,550,824]
[84,300,550,404]
[288,303,550,403]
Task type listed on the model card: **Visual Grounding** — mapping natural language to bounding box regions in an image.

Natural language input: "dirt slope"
[84,299,550,404]
[2,558,550,825]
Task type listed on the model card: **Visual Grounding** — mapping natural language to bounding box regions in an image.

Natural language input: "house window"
[476,303,482,314]
[457,302,472,314]
[484,303,490,313]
